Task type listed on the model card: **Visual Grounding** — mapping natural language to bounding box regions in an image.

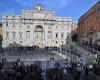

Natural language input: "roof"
[78,1,100,22]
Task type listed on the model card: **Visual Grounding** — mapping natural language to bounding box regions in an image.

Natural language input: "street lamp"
[67,34,72,63]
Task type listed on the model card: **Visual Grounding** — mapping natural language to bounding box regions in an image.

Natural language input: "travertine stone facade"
[2,4,72,47]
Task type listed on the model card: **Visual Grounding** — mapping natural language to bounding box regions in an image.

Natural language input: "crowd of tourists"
[1,45,61,52]
[77,41,100,53]
[0,59,100,80]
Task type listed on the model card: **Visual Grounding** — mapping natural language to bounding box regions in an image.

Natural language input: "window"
[19,22,21,27]
[55,32,58,38]
[67,33,70,38]
[50,34,52,39]
[96,16,99,21]
[56,41,58,43]
[19,32,22,39]
[20,41,22,43]
[61,33,64,38]
[12,31,16,39]
[26,31,30,38]
[48,31,51,33]
[87,22,88,25]
[13,22,15,27]
[56,26,58,29]
[5,31,9,39]
[48,33,52,39]
[61,41,63,44]
[96,7,100,12]
[91,20,92,23]
[19,16,21,18]
[6,16,8,18]
[6,22,8,26]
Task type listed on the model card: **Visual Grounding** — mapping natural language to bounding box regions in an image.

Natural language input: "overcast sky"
[0,0,98,22]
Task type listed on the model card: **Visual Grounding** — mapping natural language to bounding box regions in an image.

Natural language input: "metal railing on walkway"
[89,71,100,80]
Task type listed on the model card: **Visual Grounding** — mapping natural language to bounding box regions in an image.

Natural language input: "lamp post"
[66,33,72,63]
[69,43,71,63]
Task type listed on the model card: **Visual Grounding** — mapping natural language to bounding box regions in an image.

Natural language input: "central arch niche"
[35,25,43,32]
[35,25,43,47]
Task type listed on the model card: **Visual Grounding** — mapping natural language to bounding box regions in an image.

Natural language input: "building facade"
[0,23,2,48]
[72,22,78,32]
[78,1,100,45]
[0,23,2,37]
[71,22,78,42]
[2,4,72,48]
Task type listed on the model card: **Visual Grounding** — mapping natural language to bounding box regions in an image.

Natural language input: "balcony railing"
[87,28,96,34]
